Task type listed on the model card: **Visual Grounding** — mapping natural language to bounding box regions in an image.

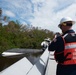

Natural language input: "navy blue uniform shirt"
[48,29,75,53]
[48,29,76,75]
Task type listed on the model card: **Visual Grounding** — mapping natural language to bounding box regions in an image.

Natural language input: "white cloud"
[30,0,58,30]
[1,0,76,33]
[5,10,15,17]
[30,0,76,32]
[31,0,45,3]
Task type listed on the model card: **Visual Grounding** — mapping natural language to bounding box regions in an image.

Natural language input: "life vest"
[54,33,76,65]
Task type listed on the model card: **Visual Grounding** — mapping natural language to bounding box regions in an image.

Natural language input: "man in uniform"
[48,17,76,75]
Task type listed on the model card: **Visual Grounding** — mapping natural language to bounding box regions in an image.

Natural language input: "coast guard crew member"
[48,17,76,75]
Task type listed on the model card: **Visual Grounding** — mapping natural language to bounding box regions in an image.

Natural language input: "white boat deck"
[45,52,57,75]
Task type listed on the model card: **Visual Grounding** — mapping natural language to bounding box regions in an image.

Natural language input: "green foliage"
[0,21,55,53]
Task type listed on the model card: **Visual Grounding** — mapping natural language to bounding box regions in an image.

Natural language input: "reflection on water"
[0,51,43,72]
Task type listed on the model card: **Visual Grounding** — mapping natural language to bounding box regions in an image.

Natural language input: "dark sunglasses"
[58,22,72,28]
[65,22,72,26]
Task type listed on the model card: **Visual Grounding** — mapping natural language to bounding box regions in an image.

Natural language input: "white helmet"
[59,17,75,26]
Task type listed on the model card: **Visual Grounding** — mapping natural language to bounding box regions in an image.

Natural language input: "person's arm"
[48,38,57,51]
[48,34,64,52]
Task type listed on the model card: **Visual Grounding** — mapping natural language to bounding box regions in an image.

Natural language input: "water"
[0,49,43,72]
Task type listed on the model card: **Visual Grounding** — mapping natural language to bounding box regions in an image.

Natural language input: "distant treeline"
[0,21,54,53]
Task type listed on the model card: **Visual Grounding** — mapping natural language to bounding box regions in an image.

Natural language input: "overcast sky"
[0,0,76,33]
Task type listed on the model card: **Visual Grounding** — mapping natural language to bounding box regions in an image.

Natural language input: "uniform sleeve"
[48,36,64,52]
[48,39,57,51]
